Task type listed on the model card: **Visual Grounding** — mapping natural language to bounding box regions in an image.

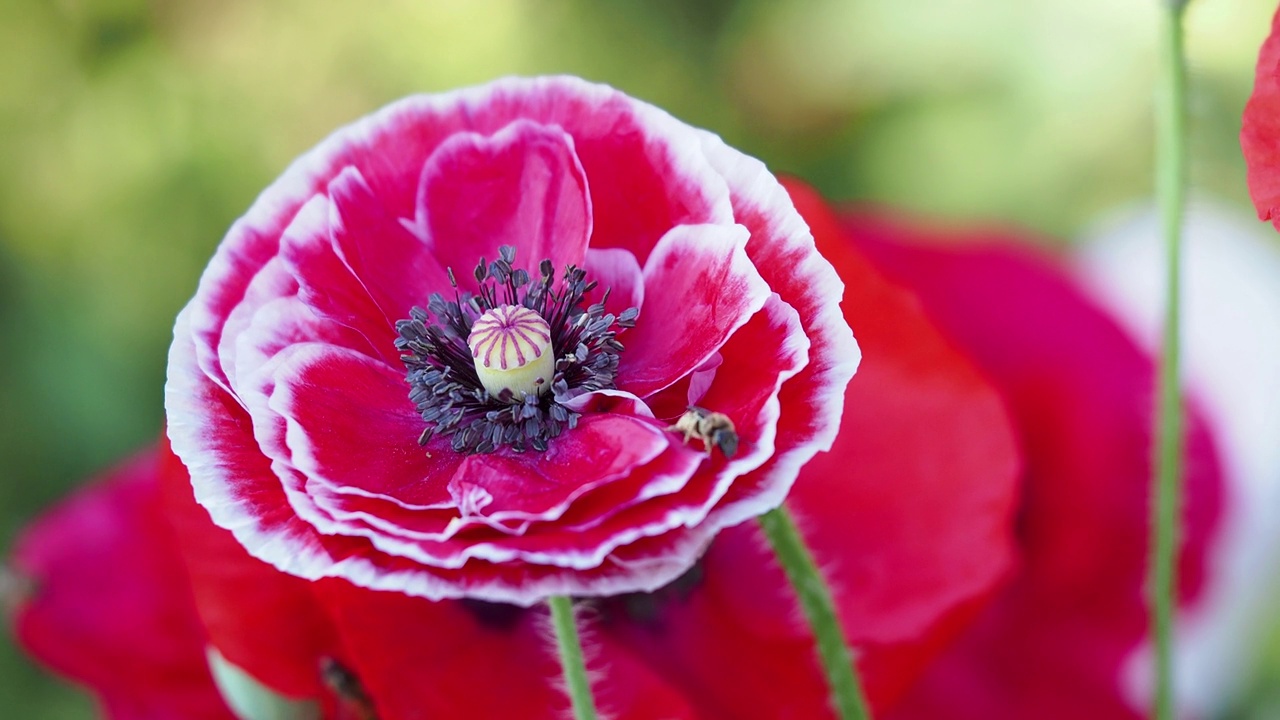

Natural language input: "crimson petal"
[316,582,696,720]
[328,166,452,320]
[279,194,397,357]
[264,343,454,507]
[843,213,1224,720]
[9,450,236,720]
[157,439,347,700]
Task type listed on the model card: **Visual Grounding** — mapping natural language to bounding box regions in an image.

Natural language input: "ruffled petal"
[263,343,454,506]
[412,119,592,289]
[617,223,770,398]
[170,77,854,606]
[328,166,452,321]
[601,190,1021,717]
[1076,203,1280,715]
[677,158,860,541]
[278,193,398,358]
[157,438,347,700]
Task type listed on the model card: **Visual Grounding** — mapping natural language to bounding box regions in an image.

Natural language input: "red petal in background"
[599,180,1021,718]
[317,582,696,720]
[842,212,1224,720]
[10,450,236,720]
[1243,5,1280,227]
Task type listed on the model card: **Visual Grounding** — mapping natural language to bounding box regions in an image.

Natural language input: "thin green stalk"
[547,595,599,720]
[1151,3,1189,719]
[759,506,871,720]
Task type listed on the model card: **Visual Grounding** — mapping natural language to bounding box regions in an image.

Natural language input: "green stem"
[547,595,599,720]
[759,506,871,720]
[1151,3,1189,720]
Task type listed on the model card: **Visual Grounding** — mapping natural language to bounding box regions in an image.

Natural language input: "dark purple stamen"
[395,246,638,455]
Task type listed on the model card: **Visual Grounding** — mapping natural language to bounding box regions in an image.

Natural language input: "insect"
[667,406,739,458]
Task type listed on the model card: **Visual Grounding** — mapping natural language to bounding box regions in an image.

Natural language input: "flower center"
[395,246,638,455]
[467,305,554,399]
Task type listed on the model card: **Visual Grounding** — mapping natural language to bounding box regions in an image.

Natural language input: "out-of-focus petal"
[316,584,696,720]
[846,212,1224,720]
[1243,5,1280,227]
[9,450,236,720]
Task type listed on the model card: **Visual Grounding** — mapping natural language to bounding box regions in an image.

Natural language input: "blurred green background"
[0,0,1276,717]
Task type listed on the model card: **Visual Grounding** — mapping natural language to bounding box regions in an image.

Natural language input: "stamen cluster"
[395,246,638,454]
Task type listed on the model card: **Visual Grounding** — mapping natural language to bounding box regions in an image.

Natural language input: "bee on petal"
[667,406,739,458]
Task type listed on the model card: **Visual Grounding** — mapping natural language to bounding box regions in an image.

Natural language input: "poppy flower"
[164,76,859,605]
[10,174,1020,719]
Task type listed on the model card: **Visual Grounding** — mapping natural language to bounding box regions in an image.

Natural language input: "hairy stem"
[547,595,599,720]
[759,506,871,720]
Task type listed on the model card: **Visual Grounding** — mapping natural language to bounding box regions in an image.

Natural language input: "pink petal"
[265,343,457,507]
[167,315,381,602]
[583,246,645,318]
[159,432,348,700]
[447,77,735,262]
[445,413,668,521]
[216,256,299,395]
[1076,203,1280,713]
[232,294,376,392]
[617,223,771,398]
[630,292,811,548]
[186,93,462,391]
[279,193,399,357]
[674,161,860,546]
[412,119,591,289]
[327,166,453,319]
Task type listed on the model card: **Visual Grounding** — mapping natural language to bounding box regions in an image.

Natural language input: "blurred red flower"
[164,76,858,606]
[833,211,1223,720]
